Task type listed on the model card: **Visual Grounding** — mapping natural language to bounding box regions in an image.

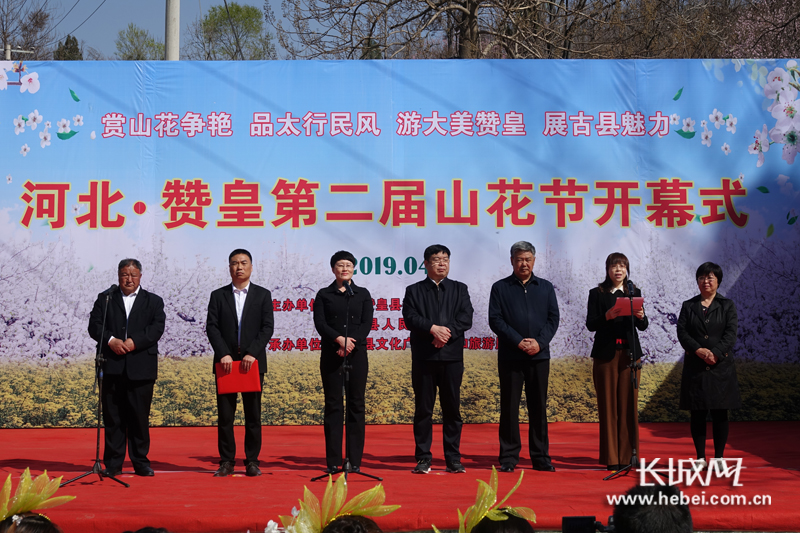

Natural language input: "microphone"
[101,284,119,296]
[343,280,354,296]
[627,279,635,297]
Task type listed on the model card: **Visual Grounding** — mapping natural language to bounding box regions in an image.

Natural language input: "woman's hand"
[335,336,356,357]
[634,308,645,320]
[605,306,622,320]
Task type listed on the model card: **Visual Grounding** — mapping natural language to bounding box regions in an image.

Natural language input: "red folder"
[613,296,644,316]
[215,361,261,394]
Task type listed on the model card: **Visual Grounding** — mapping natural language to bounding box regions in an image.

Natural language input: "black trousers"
[498,357,550,466]
[320,349,368,468]
[102,373,155,471]
[411,359,463,463]
[216,374,264,465]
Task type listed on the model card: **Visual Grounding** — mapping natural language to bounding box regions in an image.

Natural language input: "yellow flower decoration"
[0,468,75,521]
[433,467,536,533]
[279,474,400,533]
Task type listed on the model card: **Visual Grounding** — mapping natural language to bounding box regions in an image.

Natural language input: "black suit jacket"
[313,281,373,359]
[402,277,473,362]
[206,283,274,374]
[586,286,648,360]
[88,288,166,381]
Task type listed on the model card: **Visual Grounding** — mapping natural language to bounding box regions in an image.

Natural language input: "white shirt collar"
[232,282,250,294]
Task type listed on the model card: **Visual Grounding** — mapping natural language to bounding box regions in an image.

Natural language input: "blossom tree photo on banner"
[1,58,799,428]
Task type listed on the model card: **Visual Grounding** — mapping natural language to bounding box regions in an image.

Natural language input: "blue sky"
[53,0,271,58]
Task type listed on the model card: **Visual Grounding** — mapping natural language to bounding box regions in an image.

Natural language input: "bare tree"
[267,0,744,59]
[727,0,800,57]
[0,0,54,60]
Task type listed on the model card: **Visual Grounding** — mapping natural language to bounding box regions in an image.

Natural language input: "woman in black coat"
[677,262,740,470]
[313,251,374,474]
[586,252,648,471]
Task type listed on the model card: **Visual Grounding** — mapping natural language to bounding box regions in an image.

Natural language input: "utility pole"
[165,0,180,60]
[5,43,35,60]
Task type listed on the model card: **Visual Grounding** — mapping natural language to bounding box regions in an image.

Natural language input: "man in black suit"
[88,258,165,477]
[403,244,473,474]
[206,249,274,477]
[489,241,560,473]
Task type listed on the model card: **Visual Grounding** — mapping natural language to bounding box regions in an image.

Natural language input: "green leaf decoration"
[21,116,28,122]
[676,130,696,139]
[57,130,78,140]
[673,87,683,100]
[87,265,94,272]
[723,114,730,121]
[788,212,791,219]
[69,89,80,102]
[695,214,701,222]
[756,186,769,193]
[789,216,798,225]
[766,224,774,237]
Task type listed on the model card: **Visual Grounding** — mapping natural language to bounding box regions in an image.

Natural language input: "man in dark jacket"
[488,241,560,472]
[206,249,274,477]
[403,244,473,474]
[88,258,165,477]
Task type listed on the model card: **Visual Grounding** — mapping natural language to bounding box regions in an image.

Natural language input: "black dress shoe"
[245,463,262,477]
[102,468,122,477]
[134,466,155,477]
[214,461,235,477]
[531,462,556,472]
[350,466,361,473]
[499,464,515,473]
[323,465,340,474]
[606,464,622,471]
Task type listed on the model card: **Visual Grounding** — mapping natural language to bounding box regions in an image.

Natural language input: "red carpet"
[1,422,798,533]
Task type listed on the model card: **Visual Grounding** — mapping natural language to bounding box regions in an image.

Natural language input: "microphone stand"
[312,282,382,483]
[604,281,642,481]
[61,289,129,488]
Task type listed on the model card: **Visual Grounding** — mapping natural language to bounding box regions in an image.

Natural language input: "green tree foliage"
[185,2,276,60]
[114,23,164,60]
[53,34,82,60]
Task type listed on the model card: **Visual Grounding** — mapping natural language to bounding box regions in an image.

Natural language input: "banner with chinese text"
[1,59,799,427]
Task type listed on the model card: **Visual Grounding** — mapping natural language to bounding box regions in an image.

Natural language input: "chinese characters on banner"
[20,177,749,230]
[260,296,497,352]
[98,110,668,139]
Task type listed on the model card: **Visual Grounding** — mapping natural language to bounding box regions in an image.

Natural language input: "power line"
[50,0,83,33]
[222,0,245,60]
[64,0,108,35]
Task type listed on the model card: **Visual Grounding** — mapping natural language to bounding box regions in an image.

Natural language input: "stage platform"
[1,422,798,533]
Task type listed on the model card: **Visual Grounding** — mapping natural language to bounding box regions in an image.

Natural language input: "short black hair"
[321,516,382,533]
[612,484,692,533]
[472,512,534,533]
[229,249,252,262]
[695,261,723,285]
[424,244,451,261]
[118,258,142,272]
[330,250,357,268]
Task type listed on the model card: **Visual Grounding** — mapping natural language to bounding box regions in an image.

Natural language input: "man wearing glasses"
[403,244,474,474]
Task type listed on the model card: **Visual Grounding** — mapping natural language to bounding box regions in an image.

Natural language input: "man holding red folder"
[206,249,274,477]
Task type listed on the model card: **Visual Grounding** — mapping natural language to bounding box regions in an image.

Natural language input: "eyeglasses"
[697,275,717,282]
[334,262,354,270]
[428,258,450,265]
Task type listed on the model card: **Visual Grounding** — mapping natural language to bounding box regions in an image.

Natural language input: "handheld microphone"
[343,280,354,296]
[101,284,119,296]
